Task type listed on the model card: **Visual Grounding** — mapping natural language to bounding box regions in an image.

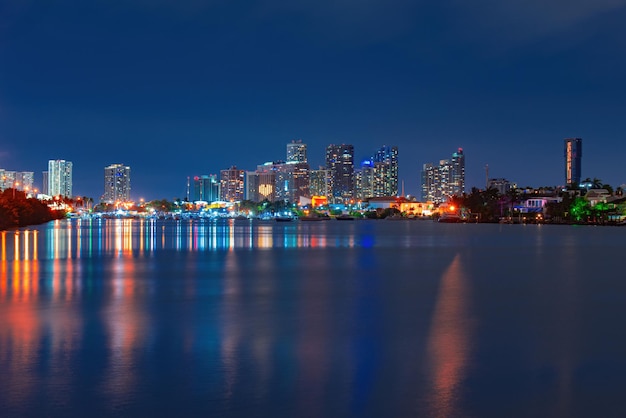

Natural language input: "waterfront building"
[48,159,73,198]
[488,178,513,195]
[450,148,465,197]
[286,139,307,163]
[0,169,15,191]
[355,160,375,201]
[326,144,355,204]
[310,168,331,198]
[193,174,220,202]
[250,160,309,203]
[564,137,582,186]
[42,171,49,195]
[246,170,276,202]
[421,148,465,203]
[16,172,34,192]
[288,162,310,203]
[372,145,399,197]
[220,166,245,202]
[103,163,131,203]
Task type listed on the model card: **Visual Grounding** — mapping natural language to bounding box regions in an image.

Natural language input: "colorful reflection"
[0,219,392,272]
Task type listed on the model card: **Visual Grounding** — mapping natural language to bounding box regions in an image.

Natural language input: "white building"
[48,160,73,198]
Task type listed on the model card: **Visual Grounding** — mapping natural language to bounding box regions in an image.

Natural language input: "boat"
[336,214,355,221]
[300,215,324,221]
[275,216,295,222]
[437,213,462,223]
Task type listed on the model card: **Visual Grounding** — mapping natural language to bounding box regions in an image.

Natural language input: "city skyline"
[1,2,625,199]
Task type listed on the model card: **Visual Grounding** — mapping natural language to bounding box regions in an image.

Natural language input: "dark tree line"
[0,189,65,230]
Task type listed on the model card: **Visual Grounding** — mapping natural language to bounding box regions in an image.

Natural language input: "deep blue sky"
[1,1,625,200]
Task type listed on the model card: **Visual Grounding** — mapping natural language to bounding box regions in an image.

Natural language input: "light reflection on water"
[1,219,386,262]
[1,219,626,417]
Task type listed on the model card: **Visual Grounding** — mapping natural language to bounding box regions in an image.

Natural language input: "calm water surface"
[1,218,626,417]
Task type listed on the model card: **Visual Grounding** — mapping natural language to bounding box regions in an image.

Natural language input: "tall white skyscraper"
[104,163,131,203]
[48,160,73,198]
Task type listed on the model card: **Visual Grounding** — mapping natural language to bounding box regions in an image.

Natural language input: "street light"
[13,182,19,199]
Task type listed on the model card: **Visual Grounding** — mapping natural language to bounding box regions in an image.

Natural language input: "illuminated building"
[285,140,310,202]
[421,148,465,203]
[311,195,328,207]
[0,169,15,191]
[103,163,131,203]
[372,145,399,197]
[355,160,375,200]
[287,139,307,163]
[450,148,465,197]
[249,159,309,203]
[246,170,276,202]
[193,174,220,202]
[310,168,331,198]
[564,137,582,186]
[15,172,34,191]
[48,159,73,198]
[326,144,355,204]
[220,166,245,201]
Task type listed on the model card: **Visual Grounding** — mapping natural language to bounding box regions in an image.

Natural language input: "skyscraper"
[421,148,465,203]
[326,144,355,204]
[564,138,582,186]
[48,159,73,198]
[372,145,399,197]
[103,163,131,203]
[450,148,465,196]
[220,166,245,202]
[309,168,331,198]
[286,139,307,163]
[193,175,220,202]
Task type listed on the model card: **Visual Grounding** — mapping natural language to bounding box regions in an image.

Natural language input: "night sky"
[1,1,625,200]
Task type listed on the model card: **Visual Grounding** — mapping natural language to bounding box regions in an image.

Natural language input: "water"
[1,218,626,417]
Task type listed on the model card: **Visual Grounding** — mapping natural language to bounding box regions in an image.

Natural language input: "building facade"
[564,137,582,186]
[48,159,73,198]
[310,168,331,198]
[372,145,399,197]
[421,148,465,203]
[193,174,220,202]
[286,139,307,163]
[326,144,355,204]
[103,163,131,203]
[220,166,245,202]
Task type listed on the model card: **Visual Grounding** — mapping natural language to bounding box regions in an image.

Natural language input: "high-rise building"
[42,171,49,195]
[0,169,15,191]
[220,166,245,202]
[287,139,307,163]
[103,163,131,203]
[310,168,331,198]
[251,160,309,203]
[564,138,582,186]
[355,160,375,201]
[16,172,34,192]
[326,144,355,204]
[450,148,465,197]
[372,145,399,197]
[48,159,73,198]
[246,170,276,202]
[421,148,465,203]
[192,175,220,202]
